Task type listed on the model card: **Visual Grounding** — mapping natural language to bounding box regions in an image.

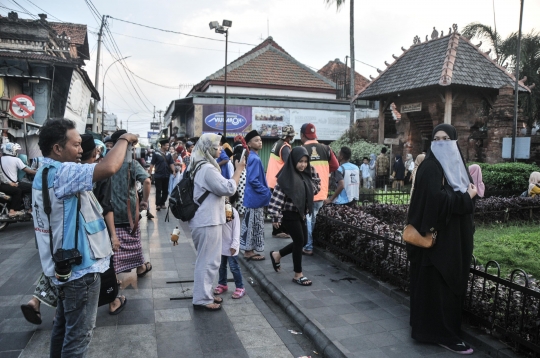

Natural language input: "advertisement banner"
[252,107,290,137]
[289,109,349,141]
[202,105,252,137]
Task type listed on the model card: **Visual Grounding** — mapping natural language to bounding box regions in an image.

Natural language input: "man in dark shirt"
[149,139,175,210]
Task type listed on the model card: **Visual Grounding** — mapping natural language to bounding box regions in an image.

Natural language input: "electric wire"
[22,0,63,22]
[107,16,256,46]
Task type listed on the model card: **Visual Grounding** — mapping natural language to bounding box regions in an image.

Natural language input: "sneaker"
[147,212,155,219]
[439,342,474,355]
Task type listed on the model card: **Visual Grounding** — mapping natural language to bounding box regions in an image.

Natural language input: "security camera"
[209,21,219,30]
[222,20,232,28]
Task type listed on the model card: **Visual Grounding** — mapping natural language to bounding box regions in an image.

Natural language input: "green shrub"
[469,162,539,192]
[330,133,385,165]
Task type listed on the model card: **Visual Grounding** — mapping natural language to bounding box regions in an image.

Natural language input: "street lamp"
[102,56,130,133]
[209,20,232,139]
[126,112,140,132]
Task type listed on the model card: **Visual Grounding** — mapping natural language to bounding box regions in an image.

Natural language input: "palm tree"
[463,23,540,132]
[325,0,355,127]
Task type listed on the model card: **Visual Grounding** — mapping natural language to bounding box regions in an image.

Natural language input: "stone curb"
[313,246,522,358]
[238,256,347,358]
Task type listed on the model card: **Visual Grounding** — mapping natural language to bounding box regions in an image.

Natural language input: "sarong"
[235,169,247,215]
[33,273,58,308]
[114,225,145,273]
[240,207,265,252]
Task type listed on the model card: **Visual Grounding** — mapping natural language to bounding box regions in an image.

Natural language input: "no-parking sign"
[10,94,36,119]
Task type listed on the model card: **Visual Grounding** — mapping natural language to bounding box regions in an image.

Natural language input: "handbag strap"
[42,167,80,261]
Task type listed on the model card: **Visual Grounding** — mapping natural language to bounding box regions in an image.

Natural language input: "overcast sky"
[3,0,539,138]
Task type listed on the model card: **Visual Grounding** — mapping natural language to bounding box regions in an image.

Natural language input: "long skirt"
[235,170,247,215]
[409,262,464,345]
[191,225,222,305]
[114,225,145,273]
[240,207,265,252]
[33,273,58,307]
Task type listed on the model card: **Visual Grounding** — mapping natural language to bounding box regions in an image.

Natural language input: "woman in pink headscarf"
[468,164,485,198]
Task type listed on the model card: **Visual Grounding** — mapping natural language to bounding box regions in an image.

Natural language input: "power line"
[355,59,378,70]
[108,16,257,46]
[22,0,63,22]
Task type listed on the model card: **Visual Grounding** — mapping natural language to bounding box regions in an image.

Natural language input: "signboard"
[502,137,530,159]
[147,131,159,139]
[150,122,160,130]
[400,102,422,113]
[10,94,35,119]
[384,138,400,145]
[289,109,349,141]
[65,70,92,133]
[202,105,252,137]
[102,113,117,132]
[252,107,290,137]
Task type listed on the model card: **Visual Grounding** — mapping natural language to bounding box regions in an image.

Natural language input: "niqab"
[188,133,221,175]
[276,146,314,216]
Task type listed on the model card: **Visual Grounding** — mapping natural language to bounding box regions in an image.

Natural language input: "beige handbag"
[403,224,437,248]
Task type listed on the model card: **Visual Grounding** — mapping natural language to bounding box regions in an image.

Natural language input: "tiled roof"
[190,37,335,94]
[356,32,530,100]
[49,23,87,45]
[318,59,370,93]
[0,50,75,64]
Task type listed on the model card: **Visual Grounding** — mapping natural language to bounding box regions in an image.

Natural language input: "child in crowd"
[214,198,245,299]
[359,157,372,189]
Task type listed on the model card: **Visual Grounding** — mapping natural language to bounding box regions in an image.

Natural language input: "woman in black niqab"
[268,147,321,286]
[406,123,477,355]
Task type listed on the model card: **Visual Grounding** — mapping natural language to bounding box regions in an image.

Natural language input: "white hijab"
[430,140,470,193]
[188,133,221,175]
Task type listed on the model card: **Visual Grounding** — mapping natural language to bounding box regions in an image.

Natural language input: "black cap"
[159,138,169,145]
[111,130,127,144]
[81,134,96,155]
[245,130,260,144]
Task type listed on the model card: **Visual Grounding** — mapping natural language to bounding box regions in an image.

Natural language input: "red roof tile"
[190,37,335,94]
[49,23,87,45]
[318,59,370,93]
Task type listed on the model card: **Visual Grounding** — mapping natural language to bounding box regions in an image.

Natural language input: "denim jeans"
[304,200,324,251]
[218,255,244,289]
[50,272,100,358]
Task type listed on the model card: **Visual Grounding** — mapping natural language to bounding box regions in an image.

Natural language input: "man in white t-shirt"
[0,143,36,217]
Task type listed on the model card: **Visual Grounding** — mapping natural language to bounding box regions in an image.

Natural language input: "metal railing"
[315,214,540,355]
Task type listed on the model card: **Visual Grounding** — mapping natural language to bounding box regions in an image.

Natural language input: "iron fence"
[356,189,411,206]
[315,214,540,355]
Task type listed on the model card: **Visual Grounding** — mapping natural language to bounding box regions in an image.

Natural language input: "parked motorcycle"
[0,192,33,231]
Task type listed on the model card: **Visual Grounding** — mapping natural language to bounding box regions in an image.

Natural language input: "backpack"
[166,164,209,222]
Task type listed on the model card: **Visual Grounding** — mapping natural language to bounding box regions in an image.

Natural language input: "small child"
[214,199,245,299]
[360,157,372,189]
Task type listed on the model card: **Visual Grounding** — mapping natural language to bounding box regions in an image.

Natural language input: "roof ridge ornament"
[476,41,482,48]
[413,35,420,45]
[401,46,407,52]
[385,61,391,67]
[484,49,491,55]
[453,23,458,33]
[431,27,439,40]
[377,68,382,73]
[441,30,444,37]
[392,54,398,60]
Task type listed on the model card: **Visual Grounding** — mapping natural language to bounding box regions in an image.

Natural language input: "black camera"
[125,144,148,163]
[53,248,83,282]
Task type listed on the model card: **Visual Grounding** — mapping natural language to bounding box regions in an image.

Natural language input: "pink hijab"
[468,164,485,197]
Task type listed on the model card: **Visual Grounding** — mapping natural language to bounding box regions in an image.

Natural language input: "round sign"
[10,94,36,119]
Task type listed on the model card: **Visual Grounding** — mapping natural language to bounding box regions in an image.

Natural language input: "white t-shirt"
[0,156,26,183]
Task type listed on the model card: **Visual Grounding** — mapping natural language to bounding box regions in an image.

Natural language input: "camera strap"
[126,161,140,236]
[42,167,81,262]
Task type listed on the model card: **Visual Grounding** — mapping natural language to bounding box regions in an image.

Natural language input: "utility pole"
[157,110,164,137]
[349,0,355,128]
[92,15,106,133]
[511,0,525,162]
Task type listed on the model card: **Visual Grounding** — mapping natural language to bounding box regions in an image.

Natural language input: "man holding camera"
[32,119,138,357]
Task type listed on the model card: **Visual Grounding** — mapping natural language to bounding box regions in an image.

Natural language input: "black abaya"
[406,157,474,345]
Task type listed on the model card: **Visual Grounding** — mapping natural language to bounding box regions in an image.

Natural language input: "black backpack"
[166,164,209,222]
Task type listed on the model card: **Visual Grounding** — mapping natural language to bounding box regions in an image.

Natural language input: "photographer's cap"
[158,138,169,145]
[81,134,96,156]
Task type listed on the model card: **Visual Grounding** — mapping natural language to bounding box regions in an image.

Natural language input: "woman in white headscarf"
[407,124,477,355]
[188,134,246,311]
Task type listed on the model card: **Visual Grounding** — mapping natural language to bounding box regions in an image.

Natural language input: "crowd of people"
[4,117,540,357]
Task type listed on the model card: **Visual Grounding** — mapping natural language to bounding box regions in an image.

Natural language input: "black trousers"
[278,211,307,274]
[0,182,31,211]
[154,177,169,206]
[376,175,389,189]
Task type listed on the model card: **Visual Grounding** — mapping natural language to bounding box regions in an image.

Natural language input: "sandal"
[8,210,25,218]
[137,262,152,277]
[292,276,312,286]
[193,303,221,311]
[232,288,245,299]
[270,251,281,272]
[214,284,228,295]
[213,296,223,304]
[109,296,127,315]
[245,253,265,261]
[20,304,42,325]
[302,250,314,256]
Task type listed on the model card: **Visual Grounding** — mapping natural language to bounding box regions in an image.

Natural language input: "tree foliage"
[470,162,540,192]
[330,128,385,165]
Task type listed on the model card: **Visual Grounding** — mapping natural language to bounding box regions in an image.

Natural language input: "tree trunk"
[349,0,355,127]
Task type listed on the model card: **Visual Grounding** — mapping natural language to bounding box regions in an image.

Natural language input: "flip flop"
[245,254,265,261]
[20,304,42,325]
[109,296,127,315]
[270,251,281,272]
[137,262,152,277]
[213,296,223,304]
[193,303,221,311]
[292,276,312,286]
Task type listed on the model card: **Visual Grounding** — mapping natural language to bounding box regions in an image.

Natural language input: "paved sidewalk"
[0,205,314,358]
[249,226,495,358]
